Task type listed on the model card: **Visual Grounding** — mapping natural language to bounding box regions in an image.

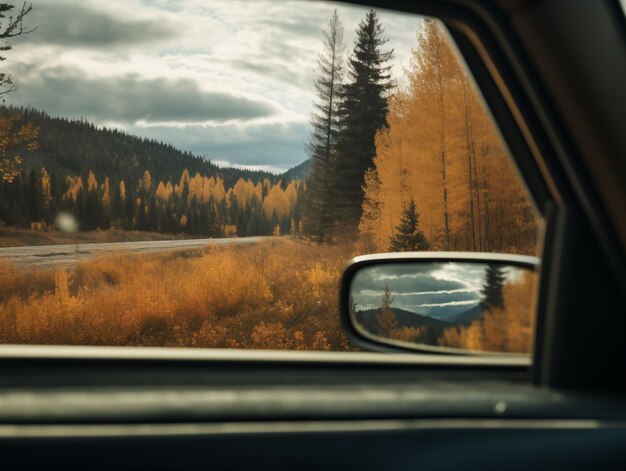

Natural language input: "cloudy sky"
[351,263,499,320]
[3,0,424,173]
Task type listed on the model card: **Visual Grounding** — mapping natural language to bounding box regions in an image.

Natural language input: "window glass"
[0,1,540,351]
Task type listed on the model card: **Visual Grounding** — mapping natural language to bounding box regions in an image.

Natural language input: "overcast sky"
[3,0,424,173]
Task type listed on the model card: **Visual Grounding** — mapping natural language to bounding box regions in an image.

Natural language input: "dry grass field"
[0,238,357,350]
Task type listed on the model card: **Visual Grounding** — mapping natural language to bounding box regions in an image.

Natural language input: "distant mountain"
[355,307,450,344]
[8,106,301,187]
[451,305,484,325]
[281,159,310,182]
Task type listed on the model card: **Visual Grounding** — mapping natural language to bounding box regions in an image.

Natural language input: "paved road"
[0,237,264,269]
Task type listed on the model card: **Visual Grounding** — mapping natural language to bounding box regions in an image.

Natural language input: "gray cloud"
[230,58,311,90]
[352,263,484,316]
[222,2,420,92]
[354,272,458,294]
[353,265,444,294]
[10,65,277,125]
[22,1,177,48]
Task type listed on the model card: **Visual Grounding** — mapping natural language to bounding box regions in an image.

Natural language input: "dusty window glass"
[0,1,540,351]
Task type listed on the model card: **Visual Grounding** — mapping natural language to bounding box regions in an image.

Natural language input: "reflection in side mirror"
[341,253,539,355]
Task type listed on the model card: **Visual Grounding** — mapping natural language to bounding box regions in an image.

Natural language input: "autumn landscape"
[0,2,539,352]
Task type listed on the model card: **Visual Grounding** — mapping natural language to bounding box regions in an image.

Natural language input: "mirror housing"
[340,252,539,355]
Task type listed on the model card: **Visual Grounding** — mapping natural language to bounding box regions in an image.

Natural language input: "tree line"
[0,165,305,237]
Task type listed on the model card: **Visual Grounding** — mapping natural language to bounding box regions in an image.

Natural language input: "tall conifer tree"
[305,9,345,243]
[334,9,393,235]
[481,264,506,311]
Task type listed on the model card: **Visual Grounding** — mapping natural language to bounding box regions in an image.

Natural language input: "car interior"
[0,0,624,469]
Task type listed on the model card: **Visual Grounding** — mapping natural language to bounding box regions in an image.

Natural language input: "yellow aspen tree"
[40,167,52,211]
[119,180,126,201]
[65,175,83,202]
[87,170,98,193]
[188,172,203,202]
[213,176,226,202]
[360,167,384,250]
[155,181,168,201]
[284,181,298,207]
[174,169,191,199]
[141,170,152,193]
[254,181,263,202]
[102,177,111,212]
[202,175,212,203]
[411,19,464,249]
[263,184,291,219]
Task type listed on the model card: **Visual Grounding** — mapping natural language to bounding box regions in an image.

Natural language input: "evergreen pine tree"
[236,208,247,237]
[304,9,345,243]
[26,169,42,222]
[147,196,158,231]
[229,195,239,225]
[389,198,430,252]
[480,264,506,311]
[124,191,135,229]
[206,197,219,237]
[333,9,393,235]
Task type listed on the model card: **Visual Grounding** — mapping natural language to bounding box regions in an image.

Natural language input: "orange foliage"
[263,182,291,219]
[0,110,39,182]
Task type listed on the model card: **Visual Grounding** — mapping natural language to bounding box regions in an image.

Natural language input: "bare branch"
[0,3,37,40]
[0,2,36,99]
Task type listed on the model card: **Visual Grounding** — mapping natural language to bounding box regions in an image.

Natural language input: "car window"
[0,1,541,351]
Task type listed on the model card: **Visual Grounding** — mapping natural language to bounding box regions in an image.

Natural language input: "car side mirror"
[340,253,539,355]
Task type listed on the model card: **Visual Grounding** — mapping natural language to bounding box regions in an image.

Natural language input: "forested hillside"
[281,160,311,182]
[0,107,305,237]
[7,107,279,188]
